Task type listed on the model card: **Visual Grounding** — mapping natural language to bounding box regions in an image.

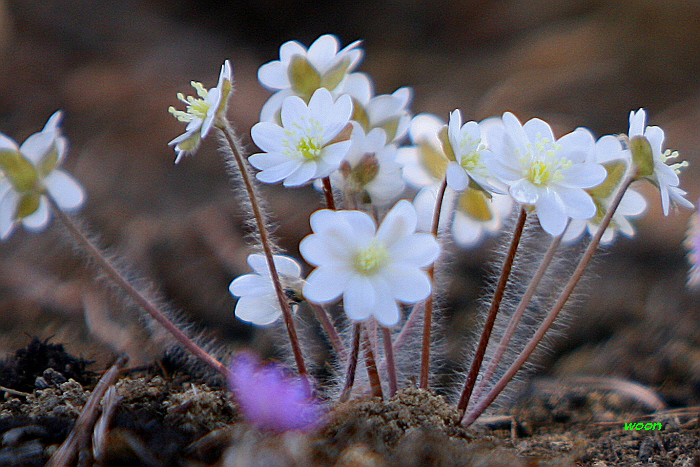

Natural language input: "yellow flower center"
[297,136,322,160]
[521,135,570,186]
[169,82,210,123]
[354,241,389,275]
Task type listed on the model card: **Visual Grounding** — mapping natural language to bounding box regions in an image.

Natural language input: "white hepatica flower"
[627,108,693,215]
[250,88,353,187]
[413,184,513,248]
[331,123,405,206]
[341,73,412,143]
[169,60,232,163]
[487,112,607,236]
[445,110,500,194]
[300,200,440,327]
[0,111,85,240]
[229,254,303,326]
[563,135,647,244]
[258,34,363,121]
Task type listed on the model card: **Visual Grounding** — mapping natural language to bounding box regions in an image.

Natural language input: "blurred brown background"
[1,0,699,404]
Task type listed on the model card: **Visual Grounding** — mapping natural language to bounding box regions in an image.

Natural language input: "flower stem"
[363,325,384,399]
[311,303,346,360]
[462,170,637,427]
[382,326,398,397]
[218,121,307,377]
[48,197,228,377]
[419,177,448,389]
[339,323,361,402]
[322,176,336,210]
[457,207,527,415]
[470,230,563,406]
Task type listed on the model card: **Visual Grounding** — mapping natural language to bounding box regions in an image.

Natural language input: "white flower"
[249,88,353,187]
[329,123,405,206]
[486,112,607,236]
[563,135,647,244]
[229,254,303,326]
[445,110,500,194]
[258,35,363,121]
[413,184,513,248]
[627,108,693,215]
[395,114,450,188]
[341,73,412,143]
[300,200,440,327]
[169,60,232,163]
[0,111,85,240]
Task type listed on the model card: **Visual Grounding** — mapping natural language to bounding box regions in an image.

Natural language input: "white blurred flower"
[258,35,363,121]
[300,200,440,327]
[486,112,607,236]
[342,73,412,143]
[169,60,233,163]
[0,111,85,240]
[413,184,513,248]
[249,88,353,187]
[229,254,303,326]
[563,135,647,244]
[329,123,405,206]
[627,108,693,215]
[395,114,450,188]
[445,110,500,194]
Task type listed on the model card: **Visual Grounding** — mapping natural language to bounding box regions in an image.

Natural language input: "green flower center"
[354,241,389,275]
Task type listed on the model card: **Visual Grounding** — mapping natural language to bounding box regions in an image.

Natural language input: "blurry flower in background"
[685,198,700,288]
[258,34,363,121]
[168,60,232,163]
[228,352,322,432]
[341,72,412,143]
[249,88,353,187]
[396,113,450,188]
[0,111,85,240]
[300,200,440,326]
[563,135,647,244]
[626,108,693,215]
[229,254,303,326]
[413,184,513,248]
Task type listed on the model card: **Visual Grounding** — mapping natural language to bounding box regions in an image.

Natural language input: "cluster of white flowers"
[219,34,694,329]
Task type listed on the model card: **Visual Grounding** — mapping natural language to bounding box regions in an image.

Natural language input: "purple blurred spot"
[228,351,322,432]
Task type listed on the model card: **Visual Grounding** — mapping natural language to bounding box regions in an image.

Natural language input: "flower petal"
[382,265,431,303]
[44,170,85,211]
[376,199,417,246]
[303,266,351,303]
[342,274,374,322]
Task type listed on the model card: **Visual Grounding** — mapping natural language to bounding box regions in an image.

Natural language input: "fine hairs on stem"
[217,119,308,378]
[469,230,564,406]
[462,166,639,427]
[457,207,528,415]
[46,195,229,378]
[420,178,448,389]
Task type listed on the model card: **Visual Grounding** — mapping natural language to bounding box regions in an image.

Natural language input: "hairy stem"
[311,303,346,360]
[457,207,527,415]
[339,323,361,403]
[382,326,398,397]
[462,170,637,427]
[420,177,448,389]
[471,231,563,405]
[219,121,307,377]
[322,176,336,210]
[49,197,228,377]
[363,325,384,399]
